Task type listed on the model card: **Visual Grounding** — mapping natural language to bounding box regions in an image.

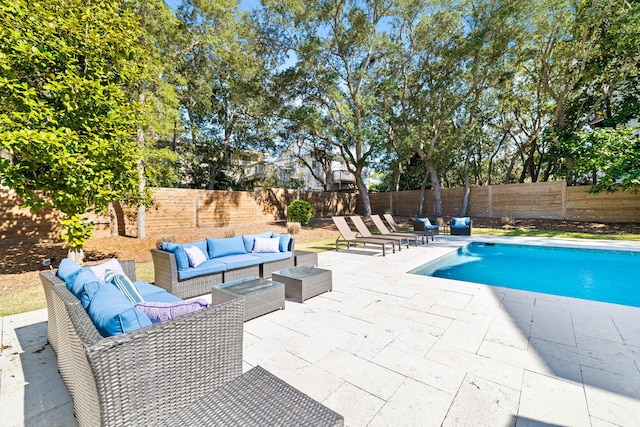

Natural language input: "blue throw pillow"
[451,217,470,228]
[415,217,432,226]
[272,233,292,252]
[70,268,102,299]
[57,258,82,285]
[162,243,189,271]
[85,282,152,337]
[207,236,247,258]
[105,268,144,305]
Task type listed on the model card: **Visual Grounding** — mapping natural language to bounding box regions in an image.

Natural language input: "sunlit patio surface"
[2,235,640,426]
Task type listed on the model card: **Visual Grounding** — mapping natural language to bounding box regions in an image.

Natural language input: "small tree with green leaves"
[0,0,149,262]
[287,200,313,226]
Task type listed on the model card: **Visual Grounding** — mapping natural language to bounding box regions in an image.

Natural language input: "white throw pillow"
[88,258,125,281]
[184,246,207,267]
[252,237,280,253]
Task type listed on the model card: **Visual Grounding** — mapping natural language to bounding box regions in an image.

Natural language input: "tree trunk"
[460,155,471,216]
[137,91,147,239]
[418,173,428,217]
[355,173,372,218]
[67,247,84,265]
[427,162,443,217]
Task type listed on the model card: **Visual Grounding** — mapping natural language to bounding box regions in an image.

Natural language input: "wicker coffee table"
[211,277,284,321]
[272,266,332,303]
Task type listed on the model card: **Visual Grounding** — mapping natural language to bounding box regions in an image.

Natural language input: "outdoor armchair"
[449,216,472,235]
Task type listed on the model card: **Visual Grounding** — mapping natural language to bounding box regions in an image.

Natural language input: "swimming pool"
[409,242,640,307]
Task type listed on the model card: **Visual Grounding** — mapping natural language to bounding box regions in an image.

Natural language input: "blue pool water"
[409,242,640,307]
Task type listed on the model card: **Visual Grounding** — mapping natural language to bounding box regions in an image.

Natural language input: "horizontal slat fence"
[365,182,639,222]
[1,182,638,248]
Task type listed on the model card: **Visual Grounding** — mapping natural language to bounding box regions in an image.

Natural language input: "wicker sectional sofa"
[151,232,295,299]
[40,259,343,427]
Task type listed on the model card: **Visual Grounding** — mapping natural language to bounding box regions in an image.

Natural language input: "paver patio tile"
[484,316,531,350]
[372,345,465,395]
[608,305,640,347]
[530,312,576,346]
[321,381,385,427]
[269,363,344,403]
[315,349,404,401]
[517,370,590,426]
[368,378,453,427]
[571,310,623,343]
[582,365,640,426]
[427,345,524,390]
[431,317,491,354]
[442,374,519,427]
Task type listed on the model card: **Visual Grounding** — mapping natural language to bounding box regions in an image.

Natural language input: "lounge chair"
[331,216,395,256]
[371,214,427,245]
[349,216,411,250]
[449,216,472,235]
[383,213,433,242]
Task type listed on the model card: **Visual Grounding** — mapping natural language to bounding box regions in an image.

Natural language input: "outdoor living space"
[2,235,640,426]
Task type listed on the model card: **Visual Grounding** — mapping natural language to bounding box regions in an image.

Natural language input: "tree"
[264,0,398,218]
[0,0,148,261]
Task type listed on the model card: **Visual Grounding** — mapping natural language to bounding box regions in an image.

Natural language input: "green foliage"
[143,147,179,188]
[287,199,313,226]
[556,127,640,192]
[0,0,147,249]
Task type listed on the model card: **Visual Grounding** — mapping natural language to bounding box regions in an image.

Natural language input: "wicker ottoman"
[294,250,319,267]
[159,366,344,426]
[272,266,332,303]
[212,277,285,321]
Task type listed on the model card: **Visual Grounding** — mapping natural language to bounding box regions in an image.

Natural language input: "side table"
[272,266,332,303]
[294,250,318,267]
[212,277,284,321]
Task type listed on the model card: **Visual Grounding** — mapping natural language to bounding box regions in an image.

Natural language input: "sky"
[164,0,262,11]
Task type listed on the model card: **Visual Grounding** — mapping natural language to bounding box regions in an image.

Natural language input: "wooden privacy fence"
[365,182,640,223]
[133,187,357,235]
[2,182,639,248]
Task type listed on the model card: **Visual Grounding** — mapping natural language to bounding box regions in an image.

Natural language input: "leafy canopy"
[0,0,148,249]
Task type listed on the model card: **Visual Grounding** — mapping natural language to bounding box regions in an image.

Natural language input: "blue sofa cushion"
[135,281,182,302]
[251,251,292,263]
[207,236,247,258]
[177,259,227,281]
[85,282,152,337]
[57,258,82,285]
[451,217,471,228]
[70,268,103,299]
[415,218,439,230]
[241,232,273,253]
[161,243,190,271]
[215,254,262,270]
[271,233,292,252]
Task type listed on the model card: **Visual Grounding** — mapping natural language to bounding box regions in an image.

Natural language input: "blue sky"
[164,0,262,11]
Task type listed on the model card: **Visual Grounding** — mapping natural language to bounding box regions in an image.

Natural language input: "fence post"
[562,182,567,220]
[195,190,199,228]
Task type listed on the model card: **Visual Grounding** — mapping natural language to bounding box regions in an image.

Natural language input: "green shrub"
[287,200,313,226]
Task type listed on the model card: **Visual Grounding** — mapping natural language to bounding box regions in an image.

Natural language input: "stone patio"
[2,235,640,426]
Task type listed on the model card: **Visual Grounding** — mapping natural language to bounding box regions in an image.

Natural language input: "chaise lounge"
[332,216,396,256]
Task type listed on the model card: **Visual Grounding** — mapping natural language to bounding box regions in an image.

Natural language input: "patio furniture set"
[331,214,472,256]
[39,234,341,426]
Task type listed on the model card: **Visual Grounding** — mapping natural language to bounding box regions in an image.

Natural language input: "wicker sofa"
[40,260,343,427]
[151,232,296,299]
